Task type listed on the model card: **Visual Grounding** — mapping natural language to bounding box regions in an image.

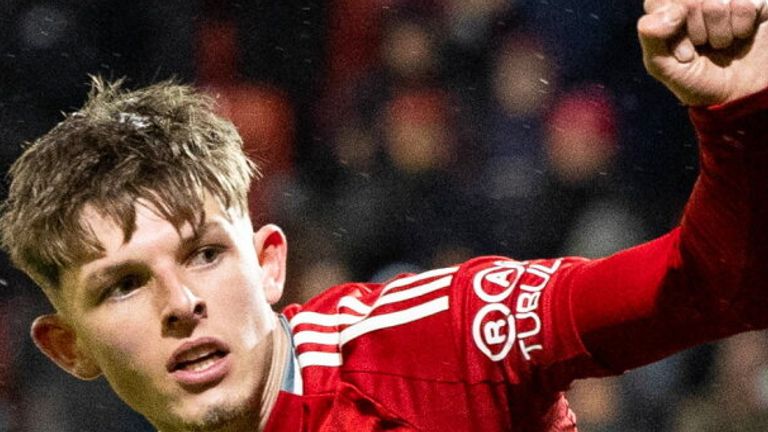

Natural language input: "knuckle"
[686,0,707,19]
[643,0,657,13]
[731,0,756,16]
[688,31,708,45]
[702,0,729,16]
[684,0,702,8]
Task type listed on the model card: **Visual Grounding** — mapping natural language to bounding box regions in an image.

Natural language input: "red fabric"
[571,86,768,371]
[270,263,589,431]
[264,87,768,430]
[266,385,414,431]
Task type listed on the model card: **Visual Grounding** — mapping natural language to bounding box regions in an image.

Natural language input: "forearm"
[682,88,768,314]
[568,88,768,373]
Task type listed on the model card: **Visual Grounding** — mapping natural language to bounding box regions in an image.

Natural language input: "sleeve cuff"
[689,87,768,135]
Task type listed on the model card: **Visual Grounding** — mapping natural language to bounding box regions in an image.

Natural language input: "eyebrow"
[82,220,227,289]
[178,220,223,252]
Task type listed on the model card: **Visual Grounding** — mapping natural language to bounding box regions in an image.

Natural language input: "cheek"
[79,299,163,376]
[211,264,275,344]
[86,320,154,371]
[79,320,163,407]
[77,303,198,416]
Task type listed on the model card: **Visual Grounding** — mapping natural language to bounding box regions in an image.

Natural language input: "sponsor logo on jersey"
[472,259,561,361]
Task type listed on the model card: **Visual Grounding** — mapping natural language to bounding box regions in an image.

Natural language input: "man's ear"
[253,224,287,304]
[31,314,102,380]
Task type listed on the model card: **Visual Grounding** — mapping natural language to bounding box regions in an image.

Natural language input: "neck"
[258,316,289,431]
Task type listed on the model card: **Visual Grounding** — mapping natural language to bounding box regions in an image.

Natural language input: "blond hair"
[0,77,257,291]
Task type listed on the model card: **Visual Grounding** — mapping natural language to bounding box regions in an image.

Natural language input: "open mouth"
[172,350,228,373]
[167,338,232,387]
[167,338,231,376]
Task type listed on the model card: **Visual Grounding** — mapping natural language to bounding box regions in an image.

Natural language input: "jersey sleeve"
[570,87,768,372]
[449,255,608,391]
[451,87,768,390]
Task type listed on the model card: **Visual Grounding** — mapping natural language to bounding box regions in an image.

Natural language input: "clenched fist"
[639,0,768,105]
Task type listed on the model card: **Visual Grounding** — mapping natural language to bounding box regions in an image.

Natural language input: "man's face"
[40,197,286,431]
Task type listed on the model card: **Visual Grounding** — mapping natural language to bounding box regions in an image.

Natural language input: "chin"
[183,406,245,432]
[157,392,254,432]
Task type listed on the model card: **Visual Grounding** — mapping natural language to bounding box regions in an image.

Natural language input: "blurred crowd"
[1,1,766,431]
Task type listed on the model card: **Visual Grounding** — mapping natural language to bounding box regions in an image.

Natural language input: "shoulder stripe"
[297,351,343,368]
[292,274,450,348]
[290,272,456,330]
[293,330,340,347]
[340,296,449,345]
[375,275,452,308]
[291,267,458,368]
[337,296,374,315]
[382,266,458,293]
[289,311,364,328]
[296,295,450,368]
[293,277,452,349]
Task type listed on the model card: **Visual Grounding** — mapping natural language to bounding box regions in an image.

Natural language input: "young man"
[2,2,768,431]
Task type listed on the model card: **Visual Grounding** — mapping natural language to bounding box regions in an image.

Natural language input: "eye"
[187,246,224,267]
[106,274,145,300]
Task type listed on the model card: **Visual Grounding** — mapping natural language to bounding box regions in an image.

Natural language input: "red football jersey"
[273,259,592,431]
[264,88,768,431]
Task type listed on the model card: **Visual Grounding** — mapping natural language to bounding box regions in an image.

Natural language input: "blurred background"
[1,0,767,431]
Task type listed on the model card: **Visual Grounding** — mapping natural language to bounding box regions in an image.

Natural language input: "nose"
[160,272,207,332]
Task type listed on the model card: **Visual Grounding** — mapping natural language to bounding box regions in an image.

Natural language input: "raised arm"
[565,0,768,372]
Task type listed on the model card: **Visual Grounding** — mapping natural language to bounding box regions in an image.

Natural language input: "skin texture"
[639,0,768,106]
[30,197,288,432]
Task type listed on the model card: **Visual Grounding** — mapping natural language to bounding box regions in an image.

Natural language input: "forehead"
[79,196,238,253]
[79,203,150,253]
